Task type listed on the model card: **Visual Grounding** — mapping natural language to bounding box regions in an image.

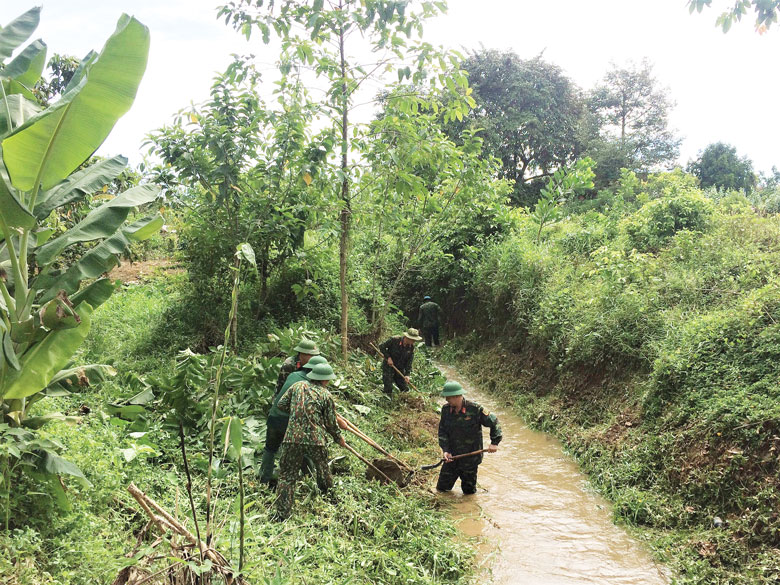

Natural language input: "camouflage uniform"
[273,380,342,520]
[418,301,442,346]
[259,369,308,483]
[378,336,415,394]
[436,399,502,494]
[274,356,300,395]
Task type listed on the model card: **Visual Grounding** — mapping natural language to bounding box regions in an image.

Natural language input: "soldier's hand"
[488,444,498,453]
[336,415,348,430]
[404,376,410,383]
[338,436,346,448]
[443,452,453,462]
[387,357,394,367]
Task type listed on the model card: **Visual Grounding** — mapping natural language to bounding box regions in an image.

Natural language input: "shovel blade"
[420,459,444,471]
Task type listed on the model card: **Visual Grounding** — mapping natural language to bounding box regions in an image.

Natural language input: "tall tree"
[450,50,587,207]
[219,0,471,359]
[688,142,757,192]
[588,59,680,184]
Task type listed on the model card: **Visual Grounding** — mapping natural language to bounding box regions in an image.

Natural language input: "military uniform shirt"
[276,380,342,447]
[418,301,442,329]
[438,399,502,458]
[378,336,415,375]
[274,356,300,394]
[268,370,308,420]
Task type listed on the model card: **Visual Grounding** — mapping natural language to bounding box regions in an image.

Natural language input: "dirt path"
[434,363,670,585]
[108,258,182,283]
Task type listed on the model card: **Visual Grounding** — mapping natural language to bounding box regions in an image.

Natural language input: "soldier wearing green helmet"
[378,328,422,394]
[259,355,329,485]
[436,380,501,495]
[274,338,320,395]
[273,363,347,520]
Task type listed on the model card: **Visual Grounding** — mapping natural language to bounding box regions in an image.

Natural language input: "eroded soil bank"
[435,363,670,585]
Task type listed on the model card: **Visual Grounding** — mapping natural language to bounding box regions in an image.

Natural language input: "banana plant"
[0,7,160,506]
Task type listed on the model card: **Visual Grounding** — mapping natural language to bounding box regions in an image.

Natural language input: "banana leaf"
[2,38,46,87]
[0,7,40,61]
[35,183,159,266]
[2,14,149,191]
[35,155,128,220]
[35,214,163,303]
[0,92,42,137]
[1,302,93,400]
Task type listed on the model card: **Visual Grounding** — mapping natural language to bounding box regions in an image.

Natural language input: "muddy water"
[435,364,669,585]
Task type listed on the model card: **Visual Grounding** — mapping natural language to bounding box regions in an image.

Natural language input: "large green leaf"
[0,93,41,137]
[2,15,149,191]
[3,39,47,87]
[69,277,118,309]
[47,363,116,391]
[2,302,92,400]
[41,450,91,487]
[0,7,40,62]
[34,215,163,302]
[0,160,34,231]
[35,155,128,220]
[35,184,159,266]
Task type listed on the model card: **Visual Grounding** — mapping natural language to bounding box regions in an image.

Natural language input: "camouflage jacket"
[417,301,442,329]
[438,399,502,461]
[276,380,342,447]
[378,336,415,375]
[274,356,301,394]
[268,370,309,420]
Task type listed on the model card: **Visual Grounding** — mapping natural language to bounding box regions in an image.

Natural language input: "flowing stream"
[434,364,669,585]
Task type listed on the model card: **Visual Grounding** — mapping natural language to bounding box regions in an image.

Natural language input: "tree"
[148,61,330,344]
[688,0,780,32]
[219,0,471,359]
[688,142,757,192]
[450,50,587,207]
[1,8,159,510]
[587,60,680,184]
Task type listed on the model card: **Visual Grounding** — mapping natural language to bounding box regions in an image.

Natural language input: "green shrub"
[623,191,714,252]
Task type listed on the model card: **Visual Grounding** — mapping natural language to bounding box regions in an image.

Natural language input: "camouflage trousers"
[274,443,332,520]
[436,459,479,495]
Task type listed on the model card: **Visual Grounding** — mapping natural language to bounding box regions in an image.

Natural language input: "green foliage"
[623,189,714,252]
[0,8,158,503]
[688,0,780,32]
[530,157,595,243]
[688,142,757,193]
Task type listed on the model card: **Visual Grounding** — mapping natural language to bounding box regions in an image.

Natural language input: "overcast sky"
[3,0,779,174]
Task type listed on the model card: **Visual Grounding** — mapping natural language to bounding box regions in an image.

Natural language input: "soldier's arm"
[276,383,294,414]
[480,408,502,445]
[437,408,450,453]
[322,394,343,444]
[274,359,293,393]
[378,337,392,357]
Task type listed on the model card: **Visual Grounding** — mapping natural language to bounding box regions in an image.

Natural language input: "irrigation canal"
[434,364,669,585]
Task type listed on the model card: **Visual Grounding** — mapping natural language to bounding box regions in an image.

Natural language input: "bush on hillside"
[623,191,714,252]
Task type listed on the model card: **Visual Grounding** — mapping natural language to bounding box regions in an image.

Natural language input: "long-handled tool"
[420,448,492,471]
[337,414,414,473]
[368,341,420,392]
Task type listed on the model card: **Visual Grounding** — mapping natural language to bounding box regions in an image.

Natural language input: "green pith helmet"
[403,328,423,341]
[303,355,328,370]
[307,363,336,381]
[441,381,465,397]
[293,338,320,355]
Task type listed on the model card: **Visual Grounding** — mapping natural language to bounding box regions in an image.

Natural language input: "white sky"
[3,0,779,174]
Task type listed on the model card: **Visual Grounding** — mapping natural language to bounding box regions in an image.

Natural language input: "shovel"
[337,414,415,473]
[341,440,405,489]
[369,341,420,393]
[420,448,491,471]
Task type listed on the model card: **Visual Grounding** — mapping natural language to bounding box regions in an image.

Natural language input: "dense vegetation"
[2,2,780,584]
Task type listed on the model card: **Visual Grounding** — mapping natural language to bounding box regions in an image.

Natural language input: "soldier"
[378,328,422,394]
[436,381,501,495]
[273,363,346,520]
[259,355,329,486]
[274,339,320,395]
[418,295,442,347]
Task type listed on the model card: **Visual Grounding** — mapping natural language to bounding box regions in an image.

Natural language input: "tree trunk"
[338,13,350,362]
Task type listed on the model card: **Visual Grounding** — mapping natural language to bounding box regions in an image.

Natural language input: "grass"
[1,274,476,585]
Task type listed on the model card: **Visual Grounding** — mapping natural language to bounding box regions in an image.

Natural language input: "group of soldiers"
[261,296,502,520]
